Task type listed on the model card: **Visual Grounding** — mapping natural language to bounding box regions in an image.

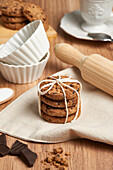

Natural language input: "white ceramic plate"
[60,10,113,41]
[0,88,14,104]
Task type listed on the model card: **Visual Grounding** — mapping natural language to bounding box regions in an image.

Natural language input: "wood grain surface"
[0,21,57,43]
[0,0,113,170]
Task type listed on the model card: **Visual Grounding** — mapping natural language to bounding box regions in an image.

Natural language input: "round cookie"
[23,3,49,31]
[1,15,27,23]
[41,107,81,124]
[40,76,81,101]
[41,96,78,108]
[41,103,78,117]
[3,22,27,30]
[1,0,25,17]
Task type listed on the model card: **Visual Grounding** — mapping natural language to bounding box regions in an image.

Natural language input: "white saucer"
[60,10,113,41]
[0,88,14,104]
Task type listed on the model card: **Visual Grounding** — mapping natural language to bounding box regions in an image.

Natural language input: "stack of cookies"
[0,0,49,31]
[38,76,81,124]
[1,0,28,30]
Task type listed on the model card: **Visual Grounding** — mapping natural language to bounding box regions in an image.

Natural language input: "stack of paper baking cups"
[0,20,50,84]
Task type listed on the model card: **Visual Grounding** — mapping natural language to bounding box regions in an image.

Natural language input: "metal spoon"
[88,33,113,42]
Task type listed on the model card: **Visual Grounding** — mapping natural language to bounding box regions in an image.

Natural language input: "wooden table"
[0,0,113,170]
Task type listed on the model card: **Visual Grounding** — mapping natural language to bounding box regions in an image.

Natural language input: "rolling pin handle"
[54,43,87,70]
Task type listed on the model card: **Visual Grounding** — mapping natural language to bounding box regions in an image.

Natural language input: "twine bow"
[37,75,82,123]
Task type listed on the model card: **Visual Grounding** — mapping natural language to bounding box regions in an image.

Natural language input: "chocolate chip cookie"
[1,0,25,16]
[3,21,27,30]
[41,106,81,123]
[40,76,81,101]
[23,3,49,31]
[41,96,78,108]
[41,103,78,117]
[1,15,27,23]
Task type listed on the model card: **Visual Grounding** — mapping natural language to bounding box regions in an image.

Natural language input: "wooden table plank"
[0,0,113,170]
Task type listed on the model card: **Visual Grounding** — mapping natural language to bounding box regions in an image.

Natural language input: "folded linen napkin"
[0,67,113,144]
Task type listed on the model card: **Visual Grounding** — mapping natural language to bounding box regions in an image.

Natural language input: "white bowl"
[0,52,49,84]
[0,20,50,65]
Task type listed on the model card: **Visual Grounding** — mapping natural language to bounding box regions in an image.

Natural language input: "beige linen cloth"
[0,67,113,144]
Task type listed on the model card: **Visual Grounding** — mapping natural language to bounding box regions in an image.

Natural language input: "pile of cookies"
[38,76,81,124]
[0,0,49,30]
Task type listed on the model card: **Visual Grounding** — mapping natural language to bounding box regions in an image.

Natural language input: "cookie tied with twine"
[37,75,82,124]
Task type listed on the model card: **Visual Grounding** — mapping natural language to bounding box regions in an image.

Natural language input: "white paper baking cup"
[0,20,50,65]
[0,52,49,84]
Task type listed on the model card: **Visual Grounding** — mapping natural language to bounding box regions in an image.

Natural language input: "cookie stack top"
[40,76,80,100]
[1,0,25,16]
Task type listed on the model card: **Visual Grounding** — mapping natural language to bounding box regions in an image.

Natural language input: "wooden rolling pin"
[54,43,113,96]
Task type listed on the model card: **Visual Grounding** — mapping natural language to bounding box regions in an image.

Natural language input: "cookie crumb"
[65,152,70,156]
[59,166,66,170]
[50,162,53,166]
[46,155,53,163]
[45,168,50,170]
[54,154,68,167]
[53,147,63,154]
[53,161,60,168]
[41,160,44,163]
[44,162,47,165]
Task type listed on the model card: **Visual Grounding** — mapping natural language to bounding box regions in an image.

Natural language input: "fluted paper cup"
[0,20,50,65]
[0,52,49,84]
